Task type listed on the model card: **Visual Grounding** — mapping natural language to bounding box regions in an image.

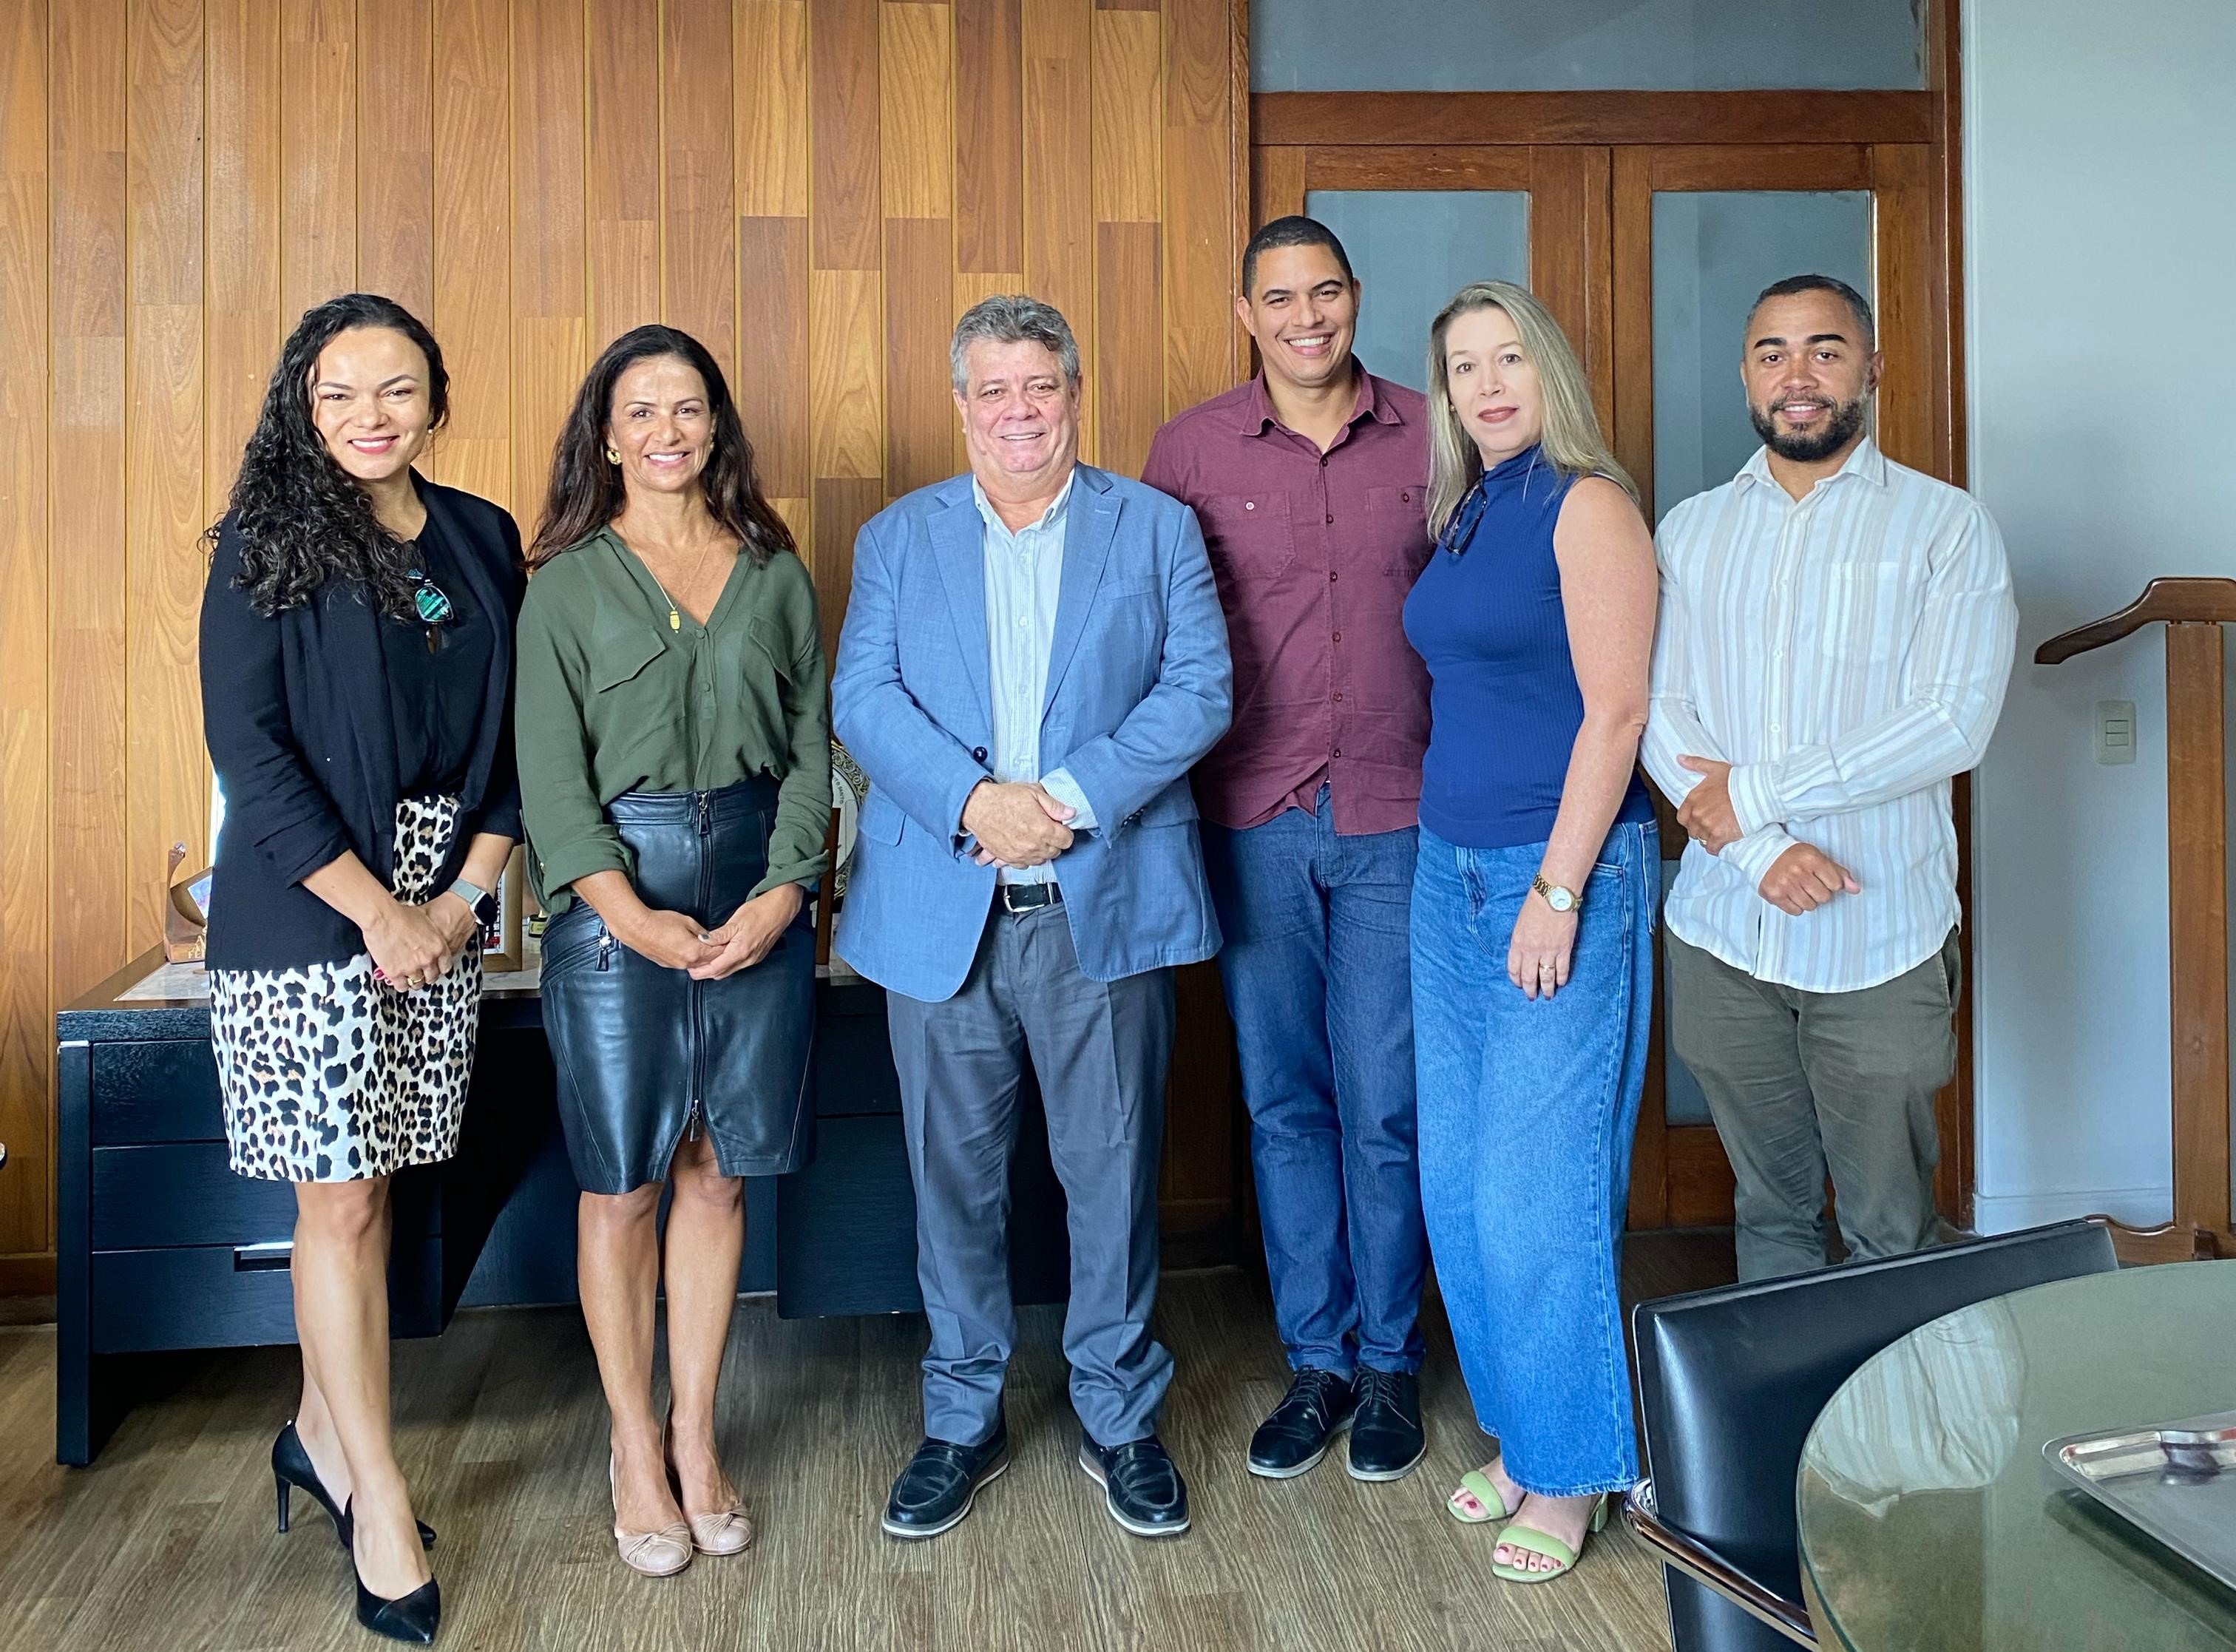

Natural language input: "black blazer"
[200,474,525,972]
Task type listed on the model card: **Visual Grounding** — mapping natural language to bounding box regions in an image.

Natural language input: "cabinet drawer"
[92,1039,225,1144]
[813,992,902,1118]
[91,1236,444,1353]
[90,1144,441,1250]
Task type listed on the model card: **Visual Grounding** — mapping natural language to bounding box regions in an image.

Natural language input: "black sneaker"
[881,1421,1012,1540]
[1246,1367,1358,1479]
[1077,1433,1190,1538]
[1346,1368,1426,1481]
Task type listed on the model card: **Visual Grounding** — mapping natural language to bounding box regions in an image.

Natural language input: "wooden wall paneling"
[587,0,660,348]
[428,0,510,507]
[734,1,810,512]
[737,217,812,501]
[1020,0,1093,458]
[879,4,955,498]
[1249,143,1303,227]
[280,0,356,319]
[1528,146,1613,431]
[1253,90,1936,149]
[48,0,130,1018]
[662,0,738,377]
[1303,146,1531,194]
[810,477,881,668]
[1088,3,1159,227]
[1094,223,1161,486]
[354,0,434,319]
[0,0,52,1260]
[509,0,588,527]
[885,220,956,499]
[1162,0,1237,419]
[1869,144,1937,473]
[810,0,881,273]
[954,0,1022,275]
[808,269,884,484]
[1647,143,1871,194]
[1609,147,1654,521]
[1229,0,1249,382]
[124,0,208,961]
[735,0,810,220]
[205,0,281,510]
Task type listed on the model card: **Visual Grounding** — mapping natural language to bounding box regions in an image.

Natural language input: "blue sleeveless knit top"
[1402,444,1652,850]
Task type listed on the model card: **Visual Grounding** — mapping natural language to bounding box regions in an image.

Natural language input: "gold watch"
[1531,873,1581,914]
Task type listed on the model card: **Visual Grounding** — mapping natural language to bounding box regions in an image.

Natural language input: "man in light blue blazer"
[833,295,1232,1545]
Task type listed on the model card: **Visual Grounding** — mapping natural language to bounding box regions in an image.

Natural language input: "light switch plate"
[2096,700,2138,765]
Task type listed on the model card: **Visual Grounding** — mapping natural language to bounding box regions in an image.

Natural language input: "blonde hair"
[1424,281,1635,540]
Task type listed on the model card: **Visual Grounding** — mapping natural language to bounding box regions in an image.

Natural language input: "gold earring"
[605,447,621,464]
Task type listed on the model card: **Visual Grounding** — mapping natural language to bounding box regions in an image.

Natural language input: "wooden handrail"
[2033,577,2236,665]
[2032,575,2235,1261]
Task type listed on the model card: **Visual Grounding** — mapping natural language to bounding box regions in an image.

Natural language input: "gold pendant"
[668,607,681,631]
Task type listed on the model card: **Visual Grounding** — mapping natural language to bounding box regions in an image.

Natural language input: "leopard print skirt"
[209,795,481,1182]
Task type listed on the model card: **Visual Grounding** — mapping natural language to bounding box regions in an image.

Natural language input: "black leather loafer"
[881,1422,1011,1540]
[1078,1433,1190,1539]
[1346,1368,1426,1481]
[1246,1367,1358,1478]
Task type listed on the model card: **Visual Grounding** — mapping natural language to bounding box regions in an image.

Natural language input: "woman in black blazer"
[200,292,521,1646]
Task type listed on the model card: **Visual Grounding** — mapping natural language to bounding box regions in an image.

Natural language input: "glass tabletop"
[1798,1260,2236,1651]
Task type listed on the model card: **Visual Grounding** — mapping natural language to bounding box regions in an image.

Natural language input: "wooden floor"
[0,1233,1730,1652]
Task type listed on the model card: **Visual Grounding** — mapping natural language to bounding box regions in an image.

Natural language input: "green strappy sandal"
[1444,1467,1511,1526]
[1491,1493,1608,1583]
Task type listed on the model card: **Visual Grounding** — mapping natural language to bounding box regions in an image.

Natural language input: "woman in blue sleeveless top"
[1401,280,1659,1585]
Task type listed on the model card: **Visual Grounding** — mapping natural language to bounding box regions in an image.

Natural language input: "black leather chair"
[1625,1219,2118,1650]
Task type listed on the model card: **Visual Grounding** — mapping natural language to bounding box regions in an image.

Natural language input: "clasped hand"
[617,886,803,979]
[367,893,477,992]
[963,780,1075,868]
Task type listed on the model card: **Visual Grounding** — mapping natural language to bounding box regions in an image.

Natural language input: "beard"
[1749,392,1868,463]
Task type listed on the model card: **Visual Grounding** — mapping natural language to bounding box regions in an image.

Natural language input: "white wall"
[1966,0,2236,1230]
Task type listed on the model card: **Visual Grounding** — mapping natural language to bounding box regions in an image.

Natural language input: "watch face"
[1549,887,1574,912]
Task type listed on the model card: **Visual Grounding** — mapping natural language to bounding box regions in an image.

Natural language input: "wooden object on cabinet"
[2036,577,2236,1263]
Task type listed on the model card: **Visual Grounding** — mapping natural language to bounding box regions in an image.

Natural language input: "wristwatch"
[448,876,499,928]
[1531,873,1582,914]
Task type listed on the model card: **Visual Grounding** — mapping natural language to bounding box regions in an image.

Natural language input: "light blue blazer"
[832,463,1233,1003]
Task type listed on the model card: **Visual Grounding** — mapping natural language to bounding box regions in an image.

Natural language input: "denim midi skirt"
[539,777,816,1193]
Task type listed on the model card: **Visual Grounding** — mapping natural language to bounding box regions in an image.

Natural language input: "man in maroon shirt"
[1141,217,1432,1484]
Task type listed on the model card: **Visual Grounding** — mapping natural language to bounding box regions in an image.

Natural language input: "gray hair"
[949,294,1081,396]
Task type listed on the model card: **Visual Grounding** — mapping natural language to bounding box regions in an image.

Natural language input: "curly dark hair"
[208,293,451,619]
[528,325,794,568]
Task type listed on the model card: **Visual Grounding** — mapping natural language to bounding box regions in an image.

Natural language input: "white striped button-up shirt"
[1642,438,2017,992]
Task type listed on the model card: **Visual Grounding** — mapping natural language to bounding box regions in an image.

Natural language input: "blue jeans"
[1202,790,1426,1378]
[1412,817,1656,1497]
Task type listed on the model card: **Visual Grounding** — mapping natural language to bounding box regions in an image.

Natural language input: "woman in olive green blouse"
[517,325,828,1578]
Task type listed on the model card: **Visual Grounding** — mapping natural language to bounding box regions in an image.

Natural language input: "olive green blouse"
[516,527,830,915]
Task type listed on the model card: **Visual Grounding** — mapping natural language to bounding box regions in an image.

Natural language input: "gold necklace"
[632,535,720,632]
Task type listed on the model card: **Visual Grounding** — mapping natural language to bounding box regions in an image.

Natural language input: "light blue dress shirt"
[971,470,1097,884]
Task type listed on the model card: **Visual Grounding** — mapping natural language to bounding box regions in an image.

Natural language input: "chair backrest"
[1632,1220,2118,1652]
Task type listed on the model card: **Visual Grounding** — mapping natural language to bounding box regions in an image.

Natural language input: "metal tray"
[2047,1411,2236,1589]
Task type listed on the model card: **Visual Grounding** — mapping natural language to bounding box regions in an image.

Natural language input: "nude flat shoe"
[610,1452,692,1578]
[688,1506,755,1557]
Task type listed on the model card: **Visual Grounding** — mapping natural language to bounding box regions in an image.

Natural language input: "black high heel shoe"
[345,1500,442,1646]
[271,1423,436,1551]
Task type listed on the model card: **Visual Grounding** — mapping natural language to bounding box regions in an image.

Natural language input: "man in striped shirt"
[1642,274,2017,1282]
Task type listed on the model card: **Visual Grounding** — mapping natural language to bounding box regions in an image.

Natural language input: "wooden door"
[1247,118,1969,1233]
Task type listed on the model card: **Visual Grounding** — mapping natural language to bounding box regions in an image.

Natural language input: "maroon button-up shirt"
[1141,368,1432,835]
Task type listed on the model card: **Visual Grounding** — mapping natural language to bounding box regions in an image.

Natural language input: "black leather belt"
[997,881,1063,915]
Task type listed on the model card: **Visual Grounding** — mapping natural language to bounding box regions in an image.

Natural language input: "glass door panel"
[1302,189,1531,390]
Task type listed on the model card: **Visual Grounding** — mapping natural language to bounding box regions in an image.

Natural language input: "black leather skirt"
[540,778,816,1194]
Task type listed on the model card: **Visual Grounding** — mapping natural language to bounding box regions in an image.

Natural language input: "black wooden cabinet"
[56,949,1069,1466]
